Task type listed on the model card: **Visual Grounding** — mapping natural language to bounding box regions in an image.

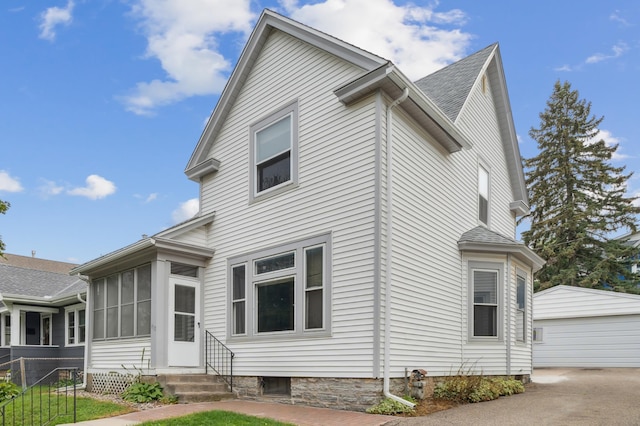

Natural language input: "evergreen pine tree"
[0,199,8,257]
[523,81,640,292]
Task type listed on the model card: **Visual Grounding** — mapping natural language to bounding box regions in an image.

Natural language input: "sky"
[1,0,639,264]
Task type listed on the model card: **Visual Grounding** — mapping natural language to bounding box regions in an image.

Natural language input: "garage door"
[533,315,640,367]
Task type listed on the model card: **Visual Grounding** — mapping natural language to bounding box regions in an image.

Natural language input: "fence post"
[19,358,26,390]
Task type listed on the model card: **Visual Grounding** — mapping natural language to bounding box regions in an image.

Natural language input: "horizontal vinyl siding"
[90,338,151,371]
[455,73,516,238]
[508,260,533,375]
[533,316,640,367]
[388,108,468,376]
[200,30,378,377]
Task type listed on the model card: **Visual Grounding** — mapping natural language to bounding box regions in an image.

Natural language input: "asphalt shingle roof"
[414,43,496,122]
[458,226,521,246]
[0,263,86,300]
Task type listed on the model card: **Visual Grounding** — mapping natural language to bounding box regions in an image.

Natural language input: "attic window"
[481,74,487,93]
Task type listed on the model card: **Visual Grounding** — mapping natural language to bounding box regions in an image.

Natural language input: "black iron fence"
[205,331,234,392]
[0,367,78,425]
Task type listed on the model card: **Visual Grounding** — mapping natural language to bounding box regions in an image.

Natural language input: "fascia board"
[185,158,220,182]
[156,212,216,239]
[154,237,215,260]
[69,239,156,276]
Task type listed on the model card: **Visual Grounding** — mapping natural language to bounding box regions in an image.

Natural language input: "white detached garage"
[533,285,640,368]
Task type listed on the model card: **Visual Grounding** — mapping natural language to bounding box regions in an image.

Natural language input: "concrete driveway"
[388,368,640,426]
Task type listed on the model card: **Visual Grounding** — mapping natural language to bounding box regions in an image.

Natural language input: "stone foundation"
[233,373,530,412]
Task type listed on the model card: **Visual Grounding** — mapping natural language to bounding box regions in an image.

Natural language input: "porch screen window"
[473,270,498,337]
[516,273,526,342]
[2,315,10,347]
[92,264,152,340]
[229,234,330,339]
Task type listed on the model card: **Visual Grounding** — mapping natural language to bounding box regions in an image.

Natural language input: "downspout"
[76,275,90,389]
[383,87,414,407]
[506,254,512,376]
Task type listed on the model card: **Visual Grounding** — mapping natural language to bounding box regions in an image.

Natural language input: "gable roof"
[185,9,387,181]
[415,44,496,123]
[458,226,545,272]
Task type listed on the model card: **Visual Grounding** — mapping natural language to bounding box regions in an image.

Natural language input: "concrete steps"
[158,374,235,403]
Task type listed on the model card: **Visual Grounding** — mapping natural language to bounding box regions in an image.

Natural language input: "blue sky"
[1,0,638,264]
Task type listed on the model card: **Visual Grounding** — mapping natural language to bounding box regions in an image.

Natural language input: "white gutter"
[383,87,414,408]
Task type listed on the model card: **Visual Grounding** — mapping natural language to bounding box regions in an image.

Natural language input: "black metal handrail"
[205,331,234,392]
[0,366,78,426]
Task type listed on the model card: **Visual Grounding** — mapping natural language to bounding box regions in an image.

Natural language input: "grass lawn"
[139,410,294,426]
[0,390,134,425]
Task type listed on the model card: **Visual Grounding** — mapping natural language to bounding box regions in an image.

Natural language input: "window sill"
[229,329,331,343]
[250,181,298,204]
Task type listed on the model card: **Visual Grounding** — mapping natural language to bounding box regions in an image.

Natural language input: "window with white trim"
[469,261,502,340]
[250,102,298,201]
[1,314,10,347]
[229,234,330,340]
[533,327,543,342]
[92,264,151,340]
[516,272,526,342]
[66,305,86,346]
[478,165,489,225]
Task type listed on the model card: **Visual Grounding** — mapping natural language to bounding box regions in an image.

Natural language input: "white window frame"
[40,314,52,346]
[516,270,527,343]
[533,327,543,342]
[65,304,86,346]
[478,163,490,225]
[468,261,503,341]
[228,234,331,341]
[0,314,10,347]
[249,101,299,203]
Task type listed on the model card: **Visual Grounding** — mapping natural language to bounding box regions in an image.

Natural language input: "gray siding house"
[71,10,543,411]
[0,254,86,385]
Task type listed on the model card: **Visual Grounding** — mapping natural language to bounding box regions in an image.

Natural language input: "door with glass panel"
[168,277,200,367]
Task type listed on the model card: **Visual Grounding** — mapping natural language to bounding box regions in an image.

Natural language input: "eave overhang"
[509,200,530,217]
[334,64,471,153]
[458,240,545,272]
[185,158,221,182]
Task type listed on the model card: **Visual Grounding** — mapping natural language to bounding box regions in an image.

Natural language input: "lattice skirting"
[89,372,135,394]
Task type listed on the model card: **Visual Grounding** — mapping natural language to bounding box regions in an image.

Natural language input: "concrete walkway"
[62,400,397,425]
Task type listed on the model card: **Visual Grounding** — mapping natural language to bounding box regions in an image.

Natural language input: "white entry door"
[168,277,200,367]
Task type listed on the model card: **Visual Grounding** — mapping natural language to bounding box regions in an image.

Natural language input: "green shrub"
[366,396,416,415]
[121,381,164,403]
[0,381,21,400]
[434,375,524,404]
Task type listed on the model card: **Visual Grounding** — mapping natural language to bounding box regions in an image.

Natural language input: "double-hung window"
[92,264,152,340]
[229,234,330,340]
[65,305,86,346]
[478,165,489,225]
[469,261,502,340]
[516,272,527,342]
[250,102,298,201]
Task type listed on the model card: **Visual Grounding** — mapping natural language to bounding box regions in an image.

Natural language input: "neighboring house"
[533,285,640,368]
[618,231,640,277]
[70,10,544,410]
[0,254,86,384]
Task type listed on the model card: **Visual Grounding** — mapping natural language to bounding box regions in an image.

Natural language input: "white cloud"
[610,11,631,27]
[631,190,640,208]
[121,0,255,115]
[0,171,23,192]
[585,42,628,64]
[554,64,573,72]
[39,0,74,41]
[68,175,116,200]
[172,198,199,223]
[38,179,65,198]
[145,193,158,203]
[281,0,471,80]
